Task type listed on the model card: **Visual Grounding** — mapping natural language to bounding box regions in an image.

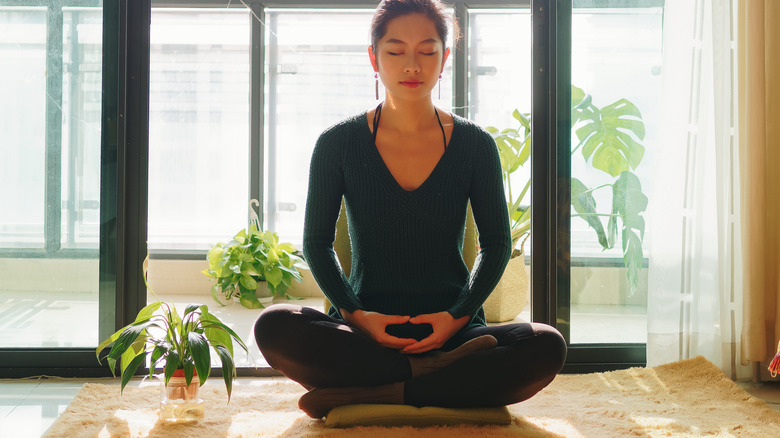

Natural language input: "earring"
[438,74,442,99]
[375,73,379,100]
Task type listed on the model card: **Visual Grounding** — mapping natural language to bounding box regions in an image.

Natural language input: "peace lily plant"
[486,84,649,293]
[96,260,248,401]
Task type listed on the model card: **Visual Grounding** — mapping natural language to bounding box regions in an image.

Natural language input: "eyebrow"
[385,38,439,45]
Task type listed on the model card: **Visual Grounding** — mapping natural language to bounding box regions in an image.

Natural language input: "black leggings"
[254,304,567,408]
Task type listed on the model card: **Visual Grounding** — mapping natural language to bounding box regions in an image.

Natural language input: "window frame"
[0,0,667,376]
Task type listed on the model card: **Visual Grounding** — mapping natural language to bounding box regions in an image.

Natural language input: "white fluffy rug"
[44,356,780,437]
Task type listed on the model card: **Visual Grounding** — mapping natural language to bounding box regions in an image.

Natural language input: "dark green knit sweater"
[303,112,511,330]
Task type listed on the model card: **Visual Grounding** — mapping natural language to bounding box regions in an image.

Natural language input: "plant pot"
[257,281,274,307]
[483,254,529,323]
[159,369,205,422]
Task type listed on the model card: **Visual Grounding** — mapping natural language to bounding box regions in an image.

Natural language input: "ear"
[368,45,378,72]
[440,47,451,73]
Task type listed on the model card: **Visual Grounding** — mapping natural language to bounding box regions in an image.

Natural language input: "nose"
[404,60,420,73]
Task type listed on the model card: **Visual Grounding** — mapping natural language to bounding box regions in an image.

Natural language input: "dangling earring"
[438,74,442,100]
[375,73,379,100]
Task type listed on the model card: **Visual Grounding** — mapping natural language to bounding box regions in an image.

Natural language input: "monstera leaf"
[575,98,645,178]
[610,171,648,291]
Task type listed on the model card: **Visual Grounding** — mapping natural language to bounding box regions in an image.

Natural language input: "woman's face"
[370,13,450,102]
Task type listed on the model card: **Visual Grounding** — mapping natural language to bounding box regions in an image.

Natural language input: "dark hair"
[370,0,459,50]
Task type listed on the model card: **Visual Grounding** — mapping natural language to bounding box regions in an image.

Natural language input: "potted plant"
[483,109,532,322]
[203,224,308,309]
[96,271,248,421]
[485,84,649,319]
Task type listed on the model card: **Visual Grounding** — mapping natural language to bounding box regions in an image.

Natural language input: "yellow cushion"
[324,404,512,428]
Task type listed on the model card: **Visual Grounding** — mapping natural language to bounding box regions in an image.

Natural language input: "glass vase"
[159,370,205,422]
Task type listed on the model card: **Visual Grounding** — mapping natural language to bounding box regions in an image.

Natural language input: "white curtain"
[646,0,751,379]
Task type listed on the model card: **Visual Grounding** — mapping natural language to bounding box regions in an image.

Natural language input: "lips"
[400,80,423,88]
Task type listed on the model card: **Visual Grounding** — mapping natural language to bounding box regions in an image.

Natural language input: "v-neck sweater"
[303,112,512,329]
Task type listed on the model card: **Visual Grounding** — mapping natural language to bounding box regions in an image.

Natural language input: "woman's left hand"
[400,311,469,354]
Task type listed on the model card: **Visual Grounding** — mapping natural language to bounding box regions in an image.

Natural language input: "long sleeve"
[447,130,512,319]
[302,127,363,313]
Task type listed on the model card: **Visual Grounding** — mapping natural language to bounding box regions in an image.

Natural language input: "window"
[147,8,251,251]
[0,3,103,349]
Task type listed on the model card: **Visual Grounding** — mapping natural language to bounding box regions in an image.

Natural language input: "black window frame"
[1,0,665,377]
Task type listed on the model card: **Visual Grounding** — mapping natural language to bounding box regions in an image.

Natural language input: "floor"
[5,294,766,437]
[1,373,778,438]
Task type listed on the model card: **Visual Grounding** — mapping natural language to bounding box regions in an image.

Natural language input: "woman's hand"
[341,309,417,350]
[401,311,469,354]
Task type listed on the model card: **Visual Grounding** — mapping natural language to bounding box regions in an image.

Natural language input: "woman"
[255,0,566,419]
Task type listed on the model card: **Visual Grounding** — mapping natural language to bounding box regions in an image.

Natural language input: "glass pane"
[0,7,46,248]
[0,3,103,348]
[147,8,251,251]
[62,7,103,248]
[569,4,663,343]
[265,9,453,245]
[468,9,532,325]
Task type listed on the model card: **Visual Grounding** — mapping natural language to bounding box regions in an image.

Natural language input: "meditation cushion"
[324,404,512,428]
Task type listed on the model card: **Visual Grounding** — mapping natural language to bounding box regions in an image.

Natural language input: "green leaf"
[592,137,631,177]
[622,228,644,293]
[184,304,201,318]
[149,345,165,379]
[240,274,258,290]
[612,171,649,221]
[571,178,609,249]
[264,266,283,287]
[278,242,297,253]
[120,352,146,393]
[201,321,249,355]
[211,284,228,306]
[241,264,262,277]
[214,344,235,402]
[207,247,226,276]
[96,304,161,362]
[574,97,646,177]
[201,314,234,357]
[188,331,211,386]
[106,322,153,363]
[184,362,195,387]
[163,350,181,386]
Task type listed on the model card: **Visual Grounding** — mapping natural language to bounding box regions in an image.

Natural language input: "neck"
[380,95,438,132]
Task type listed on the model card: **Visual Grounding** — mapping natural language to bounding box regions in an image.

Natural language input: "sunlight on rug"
[44,356,780,438]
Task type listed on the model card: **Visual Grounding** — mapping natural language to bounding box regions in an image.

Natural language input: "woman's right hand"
[341,309,416,349]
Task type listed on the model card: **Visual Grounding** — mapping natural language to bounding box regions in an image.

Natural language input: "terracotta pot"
[483,254,529,323]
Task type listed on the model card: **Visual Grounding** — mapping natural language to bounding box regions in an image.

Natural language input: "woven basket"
[483,255,529,323]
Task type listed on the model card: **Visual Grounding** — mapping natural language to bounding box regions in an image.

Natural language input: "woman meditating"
[255,0,566,419]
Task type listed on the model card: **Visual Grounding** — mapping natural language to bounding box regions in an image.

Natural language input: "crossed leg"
[254,304,567,418]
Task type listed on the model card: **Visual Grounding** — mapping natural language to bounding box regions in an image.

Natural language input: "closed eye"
[421,52,436,56]
[388,52,403,56]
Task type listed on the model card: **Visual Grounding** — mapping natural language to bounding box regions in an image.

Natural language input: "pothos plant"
[96,261,248,400]
[486,84,649,293]
[203,224,308,309]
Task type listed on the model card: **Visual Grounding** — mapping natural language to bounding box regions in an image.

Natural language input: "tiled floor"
[1,374,778,437]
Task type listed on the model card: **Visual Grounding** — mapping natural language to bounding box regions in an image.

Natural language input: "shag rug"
[44,356,780,438]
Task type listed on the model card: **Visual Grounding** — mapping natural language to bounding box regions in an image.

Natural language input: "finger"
[382,315,411,325]
[401,335,441,354]
[408,315,431,325]
[378,333,417,348]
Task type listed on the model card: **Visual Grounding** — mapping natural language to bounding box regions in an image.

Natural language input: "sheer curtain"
[646,0,751,379]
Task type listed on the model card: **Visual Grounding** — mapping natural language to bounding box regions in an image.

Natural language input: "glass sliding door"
[567,1,663,345]
[0,2,103,349]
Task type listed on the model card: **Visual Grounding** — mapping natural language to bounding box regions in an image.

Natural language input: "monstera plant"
[486,84,649,293]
